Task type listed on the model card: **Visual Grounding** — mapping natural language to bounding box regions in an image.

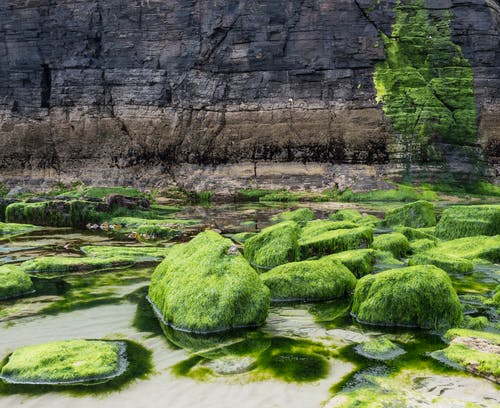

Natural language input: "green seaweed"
[394,225,436,241]
[355,337,406,361]
[435,205,500,240]
[372,232,410,258]
[426,236,500,263]
[0,265,34,300]
[408,252,474,274]
[384,201,436,228]
[271,208,315,225]
[324,249,375,278]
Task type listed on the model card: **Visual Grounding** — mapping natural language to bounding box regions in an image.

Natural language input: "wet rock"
[355,337,406,361]
[203,356,256,375]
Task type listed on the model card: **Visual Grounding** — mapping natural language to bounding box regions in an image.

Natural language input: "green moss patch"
[329,209,380,227]
[299,227,374,259]
[149,230,270,333]
[271,208,315,225]
[408,252,474,274]
[384,201,436,228]
[435,205,500,240]
[394,226,436,241]
[300,220,358,242]
[352,265,462,329]
[324,249,375,278]
[0,340,126,385]
[355,337,406,361]
[244,222,300,271]
[409,238,436,254]
[426,236,500,263]
[0,265,34,300]
[0,222,40,238]
[81,245,167,261]
[261,257,356,302]
[372,232,410,258]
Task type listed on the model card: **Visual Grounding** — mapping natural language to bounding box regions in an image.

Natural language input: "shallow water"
[0,203,499,407]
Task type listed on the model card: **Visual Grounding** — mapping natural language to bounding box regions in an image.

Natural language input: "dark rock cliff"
[0,0,498,189]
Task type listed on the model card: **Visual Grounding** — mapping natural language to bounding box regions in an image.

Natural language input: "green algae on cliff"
[374,0,477,165]
[352,265,462,329]
[149,230,270,333]
[261,257,356,302]
[0,265,34,300]
[435,205,500,240]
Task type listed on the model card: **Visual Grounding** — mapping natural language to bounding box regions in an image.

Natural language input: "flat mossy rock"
[425,235,500,263]
[394,226,436,241]
[260,257,356,302]
[299,226,373,259]
[325,249,375,278]
[0,221,40,237]
[271,208,315,224]
[0,265,34,300]
[81,245,168,261]
[384,200,436,228]
[300,220,358,241]
[0,340,126,385]
[244,222,300,271]
[149,230,270,333]
[352,265,462,329]
[408,252,474,274]
[329,209,380,227]
[435,205,500,240]
[372,232,410,258]
[354,337,406,361]
[409,238,436,254]
[431,329,500,383]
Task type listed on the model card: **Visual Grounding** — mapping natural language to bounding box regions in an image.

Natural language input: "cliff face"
[0,0,498,189]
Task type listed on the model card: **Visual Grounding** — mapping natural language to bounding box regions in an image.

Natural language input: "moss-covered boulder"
[325,249,375,278]
[299,226,373,259]
[244,222,300,271]
[409,238,436,254]
[0,340,126,384]
[384,200,436,228]
[435,205,500,240]
[301,220,358,240]
[408,252,474,274]
[372,232,410,258]
[0,265,34,300]
[149,230,270,333]
[431,329,499,383]
[271,208,315,224]
[355,337,406,361]
[425,235,500,263]
[260,257,356,302]
[394,226,436,241]
[352,265,462,329]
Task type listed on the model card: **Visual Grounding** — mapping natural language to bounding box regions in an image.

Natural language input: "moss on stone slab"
[0,265,34,300]
[435,205,500,240]
[300,220,358,242]
[384,201,436,228]
[149,230,270,333]
[426,235,500,263]
[260,257,356,302]
[244,222,300,271]
[408,252,474,274]
[355,337,406,361]
[299,226,374,259]
[394,226,436,241]
[0,340,125,385]
[271,208,315,225]
[324,249,375,278]
[352,265,462,329]
[20,256,136,274]
[372,232,410,258]
[409,238,436,253]
[81,245,168,261]
[0,222,40,237]
[329,209,363,223]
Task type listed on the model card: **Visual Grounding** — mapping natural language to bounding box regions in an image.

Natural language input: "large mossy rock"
[244,221,300,271]
[431,329,500,383]
[299,226,373,259]
[384,200,436,228]
[325,249,375,278]
[351,265,462,329]
[372,232,410,258]
[260,257,356,302]
[149,230,270,333]
[0,340,125,384]
[435,205,500,240]
[0,265,34,300]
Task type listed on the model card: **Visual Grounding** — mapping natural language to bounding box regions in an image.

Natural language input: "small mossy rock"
[394,226,436,241]
[425,235,500,263]
[431,329,500,383]
[0,265,34,300]
[149,230,270,333]
[409,238,436,254]
[355,337,406,361]
[299,226,374,259]
[435,205,500,240]
[373,250,404,267]
[136,224,178,241]
[0,339,125,384]
[244,222,300,271]
[372,233,410,258]
[408,252,474,274]
[300,220,358,242]
[352,265,462,329]
[460,316,489,331]
[271,208,315,225]
[384,200,436,228]
[329,209,363,223]
[261,257,356,302]
[325,249,375,278]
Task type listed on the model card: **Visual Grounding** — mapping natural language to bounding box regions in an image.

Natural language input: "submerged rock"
[244,221,300,271]
[0,265,34,300]
[325,249,375,278]
[355,337,406,361]
[149,230,270,333]
[261,257,356,302]
[351,265,462,329]
[384,200,436,228]
[372,232,410,258]
[0,339,127,385]
[435,205,500,240]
